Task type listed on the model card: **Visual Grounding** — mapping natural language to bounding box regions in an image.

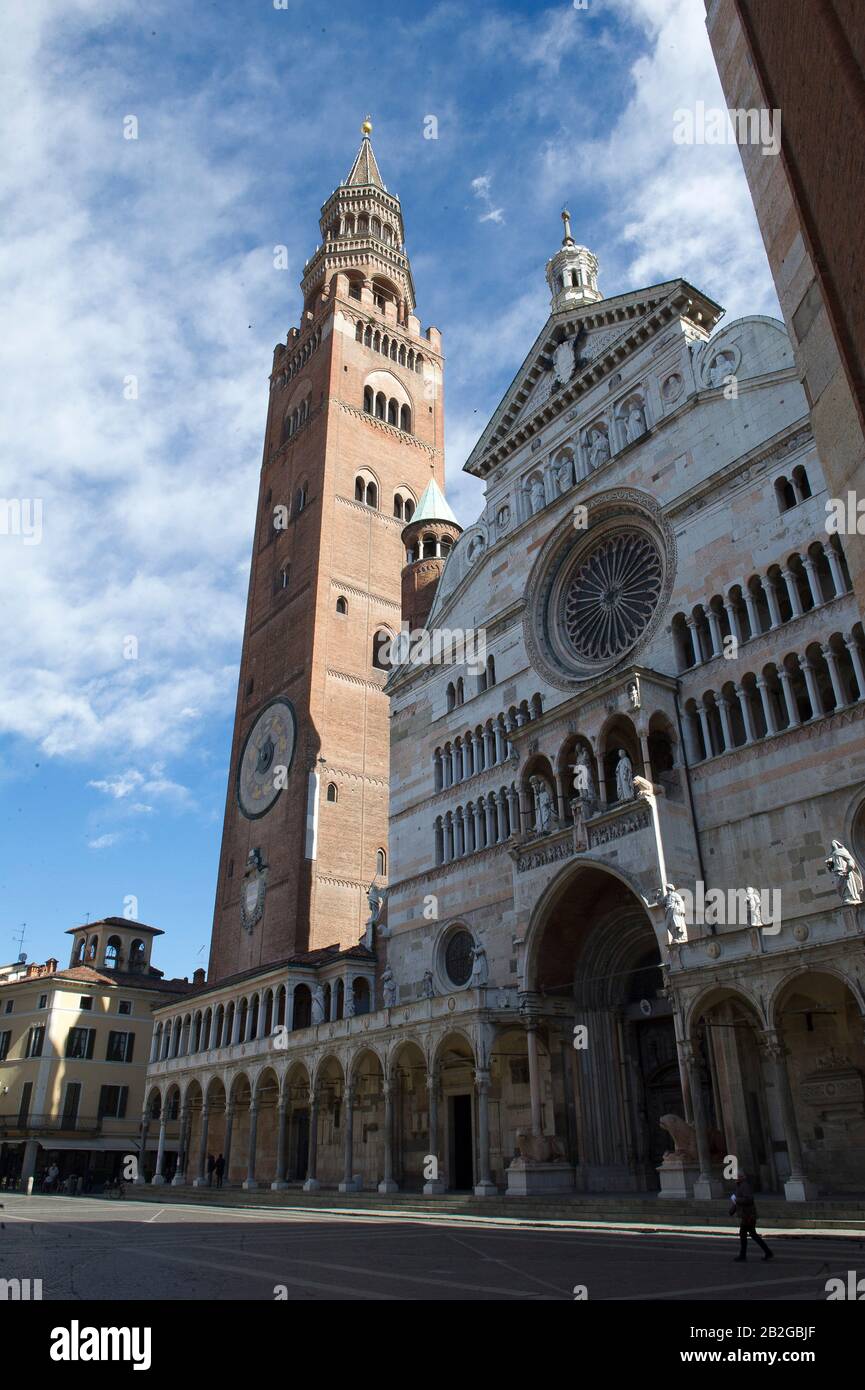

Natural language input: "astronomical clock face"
[236,698,297,819]
[553,339,574,385]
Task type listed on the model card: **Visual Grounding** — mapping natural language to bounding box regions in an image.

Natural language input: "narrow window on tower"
[365,481,378,509]
[376,848,387,877]
[393,495,404,520]
[275,564,290,594]
[295,483,307,512]
[326,782,338,803]
[336,595,348,614]
[400,404,412,433]
[372,629,391,671]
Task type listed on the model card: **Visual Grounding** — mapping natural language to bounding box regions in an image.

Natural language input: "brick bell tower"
[208,120,445,982]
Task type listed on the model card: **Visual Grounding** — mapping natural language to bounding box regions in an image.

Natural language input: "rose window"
[560,531,662,663]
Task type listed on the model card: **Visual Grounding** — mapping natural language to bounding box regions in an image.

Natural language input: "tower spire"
[545,207,602,312]
[345,117,386,190]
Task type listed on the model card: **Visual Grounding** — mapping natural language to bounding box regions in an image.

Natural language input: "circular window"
[560,530,663,664]
[444,929,474,987]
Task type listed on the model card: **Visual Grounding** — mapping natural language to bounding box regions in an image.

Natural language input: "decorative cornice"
[690,698,865,780]
[387,841,510,895]
[326,667,389,693]
[335,399,441,456]
[330,577,401,612]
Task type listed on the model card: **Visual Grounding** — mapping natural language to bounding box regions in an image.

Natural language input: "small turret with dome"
[400,478,462,631]
[545,209,603,314]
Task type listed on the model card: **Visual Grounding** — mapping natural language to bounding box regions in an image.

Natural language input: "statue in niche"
[661,885,688,943]
[470,942,489,987]
[571,747,596,802]
[311,984,326,1025]
[467,533,485,564]
[381,966,397,1009]
[530,477,546,514]
[627,679,641,710]
[744,886,763,928]
[825,840,864,905]
[421,969,435,999]
[344,985,356,1018]
[625,400,647,443]
[530,775,557,834]
[707,350,735,388]
[555,455,573,494]
[588,428,610,469]
[615,748,634,802]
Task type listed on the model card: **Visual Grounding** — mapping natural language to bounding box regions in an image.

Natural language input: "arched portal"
[528,862,687,1191]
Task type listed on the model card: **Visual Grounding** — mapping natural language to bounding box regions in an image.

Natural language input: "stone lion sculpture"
[513,1129,568,1165]
[659,1113,725,1164]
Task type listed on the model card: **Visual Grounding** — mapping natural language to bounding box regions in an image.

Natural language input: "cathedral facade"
[141,143,865,1201]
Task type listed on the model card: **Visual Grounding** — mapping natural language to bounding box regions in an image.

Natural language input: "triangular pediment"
[464,278,723,477]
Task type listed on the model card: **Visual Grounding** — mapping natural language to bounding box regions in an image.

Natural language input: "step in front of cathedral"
[121,1185,865,1232]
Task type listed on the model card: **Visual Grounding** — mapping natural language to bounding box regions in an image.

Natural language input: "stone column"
[424,1067,445,1194]
[822,541,846,596]
[461,740,470,780]
[762,1031,818,1200]
[136,1116,150,1185]
[434,820,444,865]
[682,709,702,764]
[802,556,823,607]
[484,797,496,846]
[707,609,723,657]
[507,785,520,835]
[494,722,505,763]
[741,585,761,638]
[735,684,757,743]
[171,1107,189,1185]
[781,567,803,618]
[303,1089,320,1191]
[723,598,743,645]
[434,750,443,791]
[243,1100,258,1190]
[223,1103,235,1185]
[339,1083,356,1192]
[717,695,734,750]
[685,617,702,666]
[764,577,783,629]
[152,1116,168,1184]
[683,1043,724,1198]
[526,1020,543,1136]
[822,643,848,707]
[450,745,459,784]
[756,677,778,734]
[696,702,713,758]
[484,726,494,765]
[799,657,824,718]
[846,635,865,698]
[778,667,801,727]
[378,1078,399,1193]
[473,802,484,850]
[474,1068,496,1196]
[272,1099,289,1190]
[497,789,509,840]
[192,1104,210,1187]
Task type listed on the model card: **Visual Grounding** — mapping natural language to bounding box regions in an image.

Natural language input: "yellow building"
[0,918,194,1190]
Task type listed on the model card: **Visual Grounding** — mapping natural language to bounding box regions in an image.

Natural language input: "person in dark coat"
[206,1153,215,1187]
[214,1153,225,1188]
[731,1173,773,1261]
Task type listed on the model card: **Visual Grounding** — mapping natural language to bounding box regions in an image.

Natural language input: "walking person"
[214,1153,225,1189]
[206,1153,215,1188]
[731,1173,773,1262]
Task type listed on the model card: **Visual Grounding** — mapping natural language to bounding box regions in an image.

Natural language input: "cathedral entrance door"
[449,1094,474,1190]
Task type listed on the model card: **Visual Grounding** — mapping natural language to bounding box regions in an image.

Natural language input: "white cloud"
[471,174,505,226]
[88,833,121,851]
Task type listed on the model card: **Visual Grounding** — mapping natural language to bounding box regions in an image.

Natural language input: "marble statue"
[615,748,634,802]
[512,1129,567,1165]
[625,401,647,443]
[311,983,325,1025]
[662,884,688,942]
[708,351,735,388]
[381,965,397,1009]
[589,429,610,469]
[530,477,545,514]
[469,942,489,987]
[744,886,763,928]
[627,680,640,710]
[344,986,356,1018]
[530,775,556,834]
[825,840,864,905]
[555,456,573,493]
[571,747,596,800]
[421,969,434,999]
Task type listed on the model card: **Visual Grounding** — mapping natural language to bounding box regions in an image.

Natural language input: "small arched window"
[456,677,464,705]
[486,655,496,687]
[355,321,363,342]
[276,564,290,592]
[88,936,98,961]
[441,537,453,557]
[387,399,398,426]
[365,481,378,509]
[295,484,307,513]
[400,404,411,433]
[363,386,373,414]
[336,595,348,614]
[393,496,404,520]
[326,782,338,803]
[422,533,437,559]
[75,937,86,963]
[372,629,391,671]
[375,392,386,420]
[355,476,365,501]
[376,848,387,876]
[404,498,415,522]
[446,682,456,712]
[104,936,121,968]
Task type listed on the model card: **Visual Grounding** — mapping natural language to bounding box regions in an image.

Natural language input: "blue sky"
[0,0,779,980]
